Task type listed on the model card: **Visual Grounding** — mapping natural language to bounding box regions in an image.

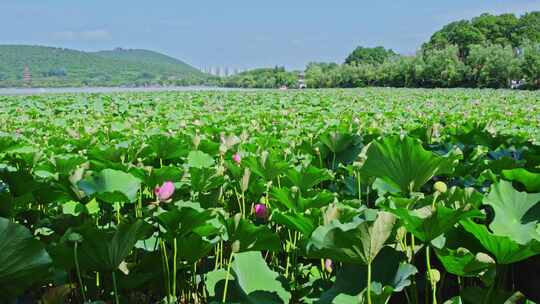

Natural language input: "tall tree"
[344,46,396,65]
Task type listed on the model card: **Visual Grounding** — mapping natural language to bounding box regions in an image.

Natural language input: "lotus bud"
[433,181,447,194]
[219,144,227,155]
[240,130,249,142]
[216,165,225,176]
[253,203,268,220]
[324,203,340,225]
[395,226,407,243]
[220,132,226,144]
[291,186,299,193]
[314,147,320,155]
[261,150,269,167]
[241,168,251,192]
[155,181,175,202]
[233,153,242,165]
[232,240,241,253]
[192,134,201,149]
[324,259,333,273]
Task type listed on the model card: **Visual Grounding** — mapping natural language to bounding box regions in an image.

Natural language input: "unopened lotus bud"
[396,226,407,242]
[220,132,226,144]
[192,135,201,149]
[232,153,242,165]
[314,147,320,155]
[324,203,340,225]
[240,130,249,142]
[216,165,225,176]
[324,259,333,273]
[219,144,227,155]
[253,204,268,220]
[433,181,447,193]
[291,186,299,193]
[261,150,269,167]
[241,168,251,192]
[232,240,241,253]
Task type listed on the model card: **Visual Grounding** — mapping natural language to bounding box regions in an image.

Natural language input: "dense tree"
[516,12,540,44]
[521,43,540,88]
[423,20,485,58]
[467,44,522,88]
[221,67,298,89]
[344,46,396,65]
[423,12,540,57]
[417,45,468,87]
[471,13,519,46]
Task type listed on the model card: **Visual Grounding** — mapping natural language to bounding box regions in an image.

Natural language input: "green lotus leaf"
[461,219,540,264]
[390,205,482,242]
[78,168,141,203]
[361,135,454,194]
[0,217,52,298]
[188,150,215,168]
[502,168,540,192]
[232,251,292,304]
[285,166,333,192]
[222,214,281,253]
[77,219,152,271]
[484,180,540,245]
[434,226,495,277]
[307,210,395,264]
[271,210,317,237]
[317,247,417,304]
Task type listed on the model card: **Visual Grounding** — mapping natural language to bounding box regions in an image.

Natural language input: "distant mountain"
[0,45,207,87]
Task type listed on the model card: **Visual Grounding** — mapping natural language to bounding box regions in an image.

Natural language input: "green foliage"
[0,45,208,87]
[344,46,396,65]
[521,42,540,88]
[0,88,539,303]
[467,44,521,88]
[221,66,298,88]
[424,12,539,55]
[304,11,539,90]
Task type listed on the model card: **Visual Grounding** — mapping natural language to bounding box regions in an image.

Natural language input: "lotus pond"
[0,88,539,303]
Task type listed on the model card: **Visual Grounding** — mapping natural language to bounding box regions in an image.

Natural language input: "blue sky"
[1,0,539,70]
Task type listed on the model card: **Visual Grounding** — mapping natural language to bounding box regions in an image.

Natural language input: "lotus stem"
[112,270,120,304]
[74,242,87,303]
[356,170,362,203]
[160,239,171,300]
[173,238,178,298]
[367,260,372,304]
[425,246,437,304]
[222,250,235,303]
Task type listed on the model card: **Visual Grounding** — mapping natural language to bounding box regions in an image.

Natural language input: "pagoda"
[23,65,32,87]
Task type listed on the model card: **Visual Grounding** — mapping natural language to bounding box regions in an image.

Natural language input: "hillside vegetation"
[0,45,207,87]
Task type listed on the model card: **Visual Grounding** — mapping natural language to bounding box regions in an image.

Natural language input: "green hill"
[0,45,207,87]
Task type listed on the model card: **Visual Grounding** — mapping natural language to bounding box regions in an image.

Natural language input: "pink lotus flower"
[154,181,175,202]
[232,153,242,165]
[253,203,268,219]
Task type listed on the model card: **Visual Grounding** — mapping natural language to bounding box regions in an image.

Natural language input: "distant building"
[298,72,306,89]
[23,65,32,87]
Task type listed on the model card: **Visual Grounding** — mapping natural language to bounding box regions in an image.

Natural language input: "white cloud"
[51,29,111,41]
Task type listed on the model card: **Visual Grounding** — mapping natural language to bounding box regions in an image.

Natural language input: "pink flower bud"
[154,181,175,202]
[324,259,333,273]
[232,153,242,165]
[253,203,268,219]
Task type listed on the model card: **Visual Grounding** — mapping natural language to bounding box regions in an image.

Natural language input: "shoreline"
[0,86,255,96]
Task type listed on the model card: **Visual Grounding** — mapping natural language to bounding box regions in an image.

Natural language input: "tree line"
[223,11,540,89]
